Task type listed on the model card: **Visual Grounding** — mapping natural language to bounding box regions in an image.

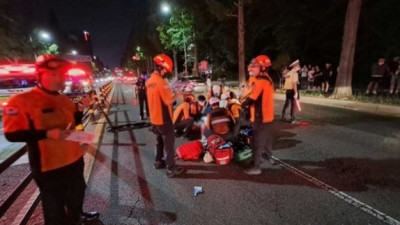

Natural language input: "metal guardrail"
[0,81,114,224]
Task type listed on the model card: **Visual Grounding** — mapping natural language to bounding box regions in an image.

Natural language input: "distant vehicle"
[124,75,137,84]
[179,75,207,93]
[0,63,37,115]
[95,76,113,85]
[63,65,94,95]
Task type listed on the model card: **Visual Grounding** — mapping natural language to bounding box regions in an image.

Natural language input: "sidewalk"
[274,93,400,118]
[230,87,400,118]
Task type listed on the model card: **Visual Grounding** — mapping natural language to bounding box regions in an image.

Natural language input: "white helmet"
[212,85,221,96]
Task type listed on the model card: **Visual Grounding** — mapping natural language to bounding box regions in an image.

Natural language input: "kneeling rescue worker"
[241,55,275,175]
[146,54,184,178]
[2,54,99,225]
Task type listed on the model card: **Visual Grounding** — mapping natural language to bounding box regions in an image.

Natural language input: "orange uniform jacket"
[173,102,190,124]
[146,72,174,125]
[3,87,83,173]
[246,75,274,123]
[227,99,242,119]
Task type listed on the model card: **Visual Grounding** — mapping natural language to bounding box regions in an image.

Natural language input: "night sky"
[51,0,146,68]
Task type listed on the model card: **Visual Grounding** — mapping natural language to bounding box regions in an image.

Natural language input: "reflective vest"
[3,87,83,172]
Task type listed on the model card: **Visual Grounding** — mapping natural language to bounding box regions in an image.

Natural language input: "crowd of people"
[281,62,336,93]
[279,56,400,96]
[365,56,400,95]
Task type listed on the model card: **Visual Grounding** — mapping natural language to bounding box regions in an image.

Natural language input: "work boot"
[153,160,166,169]
[81,211,100,221]
[244,167,262,175]
[166,166,184,178]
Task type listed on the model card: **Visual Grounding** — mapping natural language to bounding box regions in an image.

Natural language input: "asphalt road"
[1,82,399,225]
[78,83,400,225]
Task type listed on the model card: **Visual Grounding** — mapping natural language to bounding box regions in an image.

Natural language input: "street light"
[39,31,51,42]
[161,2,171,14]
[71,50,78,55]
[160,3,188,77]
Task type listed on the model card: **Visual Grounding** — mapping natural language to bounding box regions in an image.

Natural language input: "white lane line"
[11,188,40,225]
[272,156,400,225]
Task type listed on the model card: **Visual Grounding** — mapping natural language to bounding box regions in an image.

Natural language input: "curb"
[274,93,400,118]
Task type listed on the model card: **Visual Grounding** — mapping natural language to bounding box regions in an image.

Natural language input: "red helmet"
[35,54,69,69]
[154,54,173,73]
[250,55,272,68]
[35,54,56,67]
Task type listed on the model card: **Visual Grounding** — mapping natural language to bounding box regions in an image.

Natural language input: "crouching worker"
[203,97,236,141]
[2,54,98,225]
[173,95,195,138]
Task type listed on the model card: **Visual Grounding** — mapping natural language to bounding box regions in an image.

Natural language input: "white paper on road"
[65,131,96,144]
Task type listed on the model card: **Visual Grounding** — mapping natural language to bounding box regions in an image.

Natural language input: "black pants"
[138,93,149,118]
[33,158,86,225]
[252,122,273,169]
[174,118,194,137]
[154,122,176,168]
[282,89,296,119]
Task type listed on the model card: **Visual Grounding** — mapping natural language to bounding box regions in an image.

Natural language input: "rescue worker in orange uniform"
[173,95,195,138]
[204,97,236,141]
[241,55,275,175]
[2,54,98,224]
[146,54,184,178]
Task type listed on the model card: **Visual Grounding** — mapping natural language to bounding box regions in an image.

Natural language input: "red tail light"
[67,68,86,76]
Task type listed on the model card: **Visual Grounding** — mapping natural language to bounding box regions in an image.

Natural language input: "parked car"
[179,75,207,93]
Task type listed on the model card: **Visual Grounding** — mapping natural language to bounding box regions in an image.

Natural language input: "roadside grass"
[274,89,400,106]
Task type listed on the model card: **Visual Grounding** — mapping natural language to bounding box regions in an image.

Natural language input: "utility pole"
[238,0,246,86]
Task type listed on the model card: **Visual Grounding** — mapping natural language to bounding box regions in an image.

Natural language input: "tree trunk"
[173,50,178,78]
[193,32,199,77]
[238,0,246,85]
[333,0,363,99]
[184,44,188,76]
[193,43,199,77]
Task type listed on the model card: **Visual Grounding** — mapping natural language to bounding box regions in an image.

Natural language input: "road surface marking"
[272,156,400,225]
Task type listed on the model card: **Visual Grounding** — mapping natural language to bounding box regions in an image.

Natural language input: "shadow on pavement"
[85,146,178,224]
[177,157,400,193]
[283,157,400,192]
